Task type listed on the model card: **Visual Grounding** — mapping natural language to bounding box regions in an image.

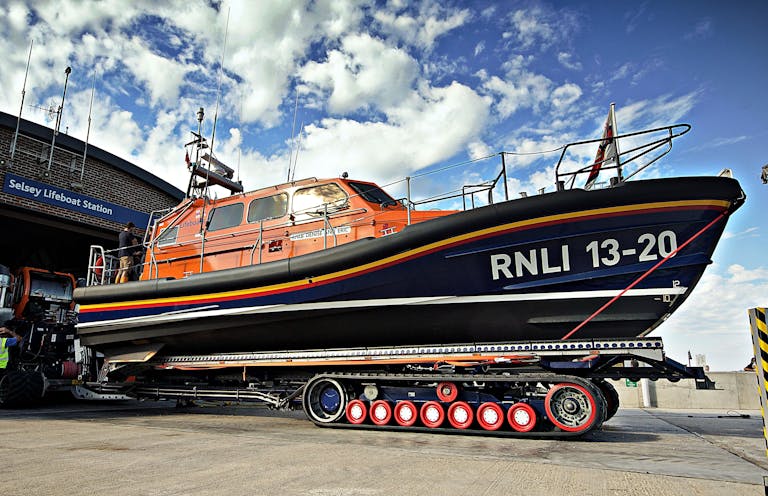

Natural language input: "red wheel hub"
[447,401,474,429]
[345,399,367,424]
[544,383,597,433]
[420,401,445,428]
[476,402,504,431]
[436,382,458,402]
[393,401,418,427]
[507,402,537,432]
[370,400,393,426]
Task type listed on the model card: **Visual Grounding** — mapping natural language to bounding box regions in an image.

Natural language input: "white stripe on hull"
[77,287,687,331]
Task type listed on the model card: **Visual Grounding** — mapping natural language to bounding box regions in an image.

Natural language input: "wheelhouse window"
[207,203,244,231]
[348,181,397,205]
[248,193,288,223]
[156,226,179,247]
[292,183,349,216]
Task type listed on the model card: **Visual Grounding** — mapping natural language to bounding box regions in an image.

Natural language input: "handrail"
[104,122,691,282]
[85,245,121,286]
[148,199,195,279]
[249,219,264,265]
[554,123,691,191]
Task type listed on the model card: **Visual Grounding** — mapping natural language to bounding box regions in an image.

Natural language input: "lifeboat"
[73,122,745,357]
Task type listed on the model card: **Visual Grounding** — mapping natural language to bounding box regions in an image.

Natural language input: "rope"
[560,210,728,341]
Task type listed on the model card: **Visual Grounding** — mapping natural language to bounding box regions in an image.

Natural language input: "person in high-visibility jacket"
[0,327,22,371]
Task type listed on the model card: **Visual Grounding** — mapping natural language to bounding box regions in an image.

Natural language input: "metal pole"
[10,40,33,163]
[258,220,264,264]
[80,72,96,182]
[406,176,412,225]
[500,152,509,201]
[199,228,206,274]
[47,66,72,174]
[208,8,230,165]
[287,91,299,182]
[323,203,328,250]
[748,307,768,460]
[611,102,622,181]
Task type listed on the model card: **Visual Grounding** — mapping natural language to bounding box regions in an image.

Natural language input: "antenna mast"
[287,91,299,182]
[80,71,97,182]
[208,7,230,164]
[10,39,33,165]
[46,66,72,176]
[290,121,304,182]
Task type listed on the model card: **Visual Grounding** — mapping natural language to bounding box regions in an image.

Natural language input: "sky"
[0,0,766,371]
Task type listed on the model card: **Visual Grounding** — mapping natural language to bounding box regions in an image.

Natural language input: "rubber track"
[305,371,607,438]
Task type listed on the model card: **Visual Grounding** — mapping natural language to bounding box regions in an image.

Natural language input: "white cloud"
[557,52,582,71]
[685,18,713,41]
[467,140,492,160]
[223,0,367,125]
[501,134,572,170]
[686,135,749,153]
[474,41,485,57]
[122,37,190,106]
[481,72,553,118]
[7,2,30,33]
[551,83,582,110]
[373,2,470,50]
[723,227,759,241]
[617,92,699,131]
[660,262,768,371]
[504,6,578,51]
[603,59,664,87]
[254,82,490,188]
[727,264,768,284]
[299,33,419,114]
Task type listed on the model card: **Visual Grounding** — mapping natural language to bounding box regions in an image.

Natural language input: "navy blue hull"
[74,176,744,355]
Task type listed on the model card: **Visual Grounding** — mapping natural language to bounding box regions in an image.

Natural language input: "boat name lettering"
[585,230,678,269]
[290,226,351,241]
[490,230,680,280]
[491,245,571,280]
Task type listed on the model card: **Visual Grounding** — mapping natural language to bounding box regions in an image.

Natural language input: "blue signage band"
[2,172,151,228]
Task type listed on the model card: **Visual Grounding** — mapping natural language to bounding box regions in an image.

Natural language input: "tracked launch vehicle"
[72,116,744,436]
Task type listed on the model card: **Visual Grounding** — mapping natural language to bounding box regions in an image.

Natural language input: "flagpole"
[10,39,34,164]
[610,102,622,181]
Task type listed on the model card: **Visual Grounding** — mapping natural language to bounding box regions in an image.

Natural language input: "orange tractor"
[0,265,80,406]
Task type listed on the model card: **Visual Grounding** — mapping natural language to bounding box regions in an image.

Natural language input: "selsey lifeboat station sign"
[3,173,150,228]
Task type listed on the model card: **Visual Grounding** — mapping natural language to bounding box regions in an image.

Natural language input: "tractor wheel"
[0,371,45,408]
[592,379,620,421]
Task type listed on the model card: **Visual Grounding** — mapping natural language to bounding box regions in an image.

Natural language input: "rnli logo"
[490,246,571,280]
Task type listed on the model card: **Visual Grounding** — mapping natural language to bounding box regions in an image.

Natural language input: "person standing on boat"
[116,222,140,284]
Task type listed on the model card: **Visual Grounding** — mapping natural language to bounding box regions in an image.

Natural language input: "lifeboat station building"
[0,110,184,275]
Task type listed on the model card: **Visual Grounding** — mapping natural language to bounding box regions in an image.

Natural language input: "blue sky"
[1,1,766,370]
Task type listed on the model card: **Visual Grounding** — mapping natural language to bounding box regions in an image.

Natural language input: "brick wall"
[0,123,182,235]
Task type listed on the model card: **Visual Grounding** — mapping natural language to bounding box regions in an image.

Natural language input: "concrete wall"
[612,372,760,410]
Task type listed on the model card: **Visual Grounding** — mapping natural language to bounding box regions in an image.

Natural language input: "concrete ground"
[3,399,767,496]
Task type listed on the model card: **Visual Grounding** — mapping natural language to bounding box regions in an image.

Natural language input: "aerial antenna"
[80,70,97,183]
[290,121,304,182]
[9,39,33,165]
[46,66,72,176]
[237,89,243,183]
[207,7,230,166]
[287,90,299,182]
